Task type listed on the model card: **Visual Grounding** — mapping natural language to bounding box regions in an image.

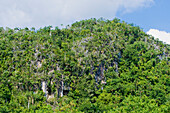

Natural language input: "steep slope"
[0,18,169,112]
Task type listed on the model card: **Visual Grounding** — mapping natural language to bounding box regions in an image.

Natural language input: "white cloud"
[147,29,170,44]
[0,0,153,28]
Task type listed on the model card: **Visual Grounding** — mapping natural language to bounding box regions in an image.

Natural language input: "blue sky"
[0,0,169,44]
[117,0,170,32]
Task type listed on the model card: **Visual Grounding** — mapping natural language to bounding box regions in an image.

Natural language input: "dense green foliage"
[0,18,169,112]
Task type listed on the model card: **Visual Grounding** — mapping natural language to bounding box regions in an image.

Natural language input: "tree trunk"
[28,101,30,109]
[60,75,64,97]
[42,81,47,98]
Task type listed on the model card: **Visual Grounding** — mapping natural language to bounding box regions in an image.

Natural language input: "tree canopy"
[0,18,169,112]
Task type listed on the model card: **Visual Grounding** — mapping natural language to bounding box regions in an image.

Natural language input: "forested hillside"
[0,18,169,113]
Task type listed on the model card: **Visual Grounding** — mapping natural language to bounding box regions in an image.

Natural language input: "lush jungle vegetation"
[0,18,169,113]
